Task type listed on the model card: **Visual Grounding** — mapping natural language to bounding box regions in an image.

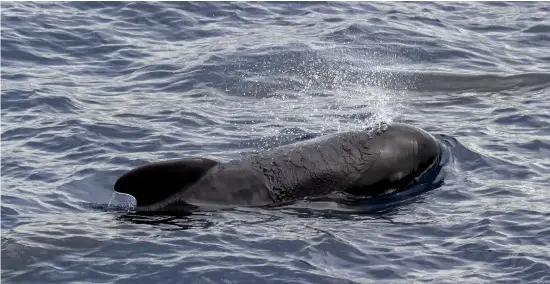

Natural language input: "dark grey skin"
[114,123,440,212]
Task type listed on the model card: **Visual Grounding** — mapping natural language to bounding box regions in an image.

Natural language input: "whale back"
[114,158,219,207]
[113,123,441,211]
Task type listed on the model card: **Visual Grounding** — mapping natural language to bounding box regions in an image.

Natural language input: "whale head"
[349,123,441,195]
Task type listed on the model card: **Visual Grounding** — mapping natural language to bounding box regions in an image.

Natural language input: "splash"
[255,43,409,135]
[107,192,137,210]
[208,42,412,151]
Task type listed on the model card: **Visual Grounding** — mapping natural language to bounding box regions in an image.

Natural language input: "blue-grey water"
[2,2,549,283]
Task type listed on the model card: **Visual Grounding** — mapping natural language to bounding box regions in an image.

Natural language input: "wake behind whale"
[114,123,442,213]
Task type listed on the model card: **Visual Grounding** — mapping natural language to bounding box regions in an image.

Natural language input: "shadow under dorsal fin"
[114,158,219,207]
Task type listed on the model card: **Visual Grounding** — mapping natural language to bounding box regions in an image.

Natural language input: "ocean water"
[2,2,549,283]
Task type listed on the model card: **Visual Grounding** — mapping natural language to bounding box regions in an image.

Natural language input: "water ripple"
[2,2,549,283]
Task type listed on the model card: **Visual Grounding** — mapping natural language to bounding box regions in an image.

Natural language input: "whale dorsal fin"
[114,158,219,207]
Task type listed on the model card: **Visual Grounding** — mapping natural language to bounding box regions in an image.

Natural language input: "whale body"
[114,123,441,212]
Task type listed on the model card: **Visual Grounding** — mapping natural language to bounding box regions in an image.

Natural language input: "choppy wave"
[2,2,549,283]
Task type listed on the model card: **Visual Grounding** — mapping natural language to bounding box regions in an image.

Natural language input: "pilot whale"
[114,123,441,212]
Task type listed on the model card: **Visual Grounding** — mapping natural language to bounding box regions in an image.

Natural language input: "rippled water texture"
[2,2,550,283]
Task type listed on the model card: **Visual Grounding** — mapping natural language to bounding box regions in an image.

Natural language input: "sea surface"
[2,2,550,283]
